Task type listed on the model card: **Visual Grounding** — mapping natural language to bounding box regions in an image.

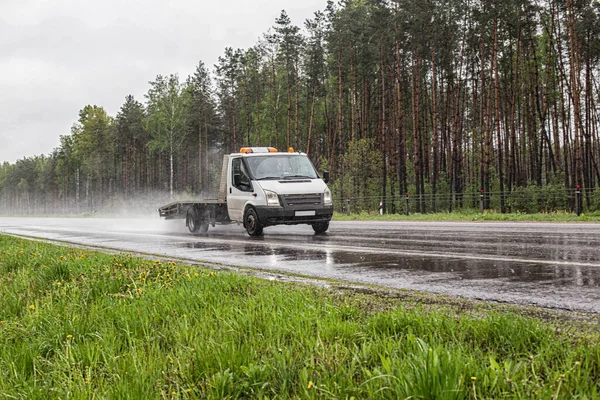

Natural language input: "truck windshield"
[245,155,318,180]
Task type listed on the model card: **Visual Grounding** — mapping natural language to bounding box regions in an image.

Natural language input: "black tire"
[187,207,209,234]
[244,207,263,236]
[312,221,329,234]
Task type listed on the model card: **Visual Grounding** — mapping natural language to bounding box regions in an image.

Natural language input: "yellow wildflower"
[307,381,314,389]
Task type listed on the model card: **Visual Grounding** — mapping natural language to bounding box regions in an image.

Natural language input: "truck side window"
[232,158,252,191]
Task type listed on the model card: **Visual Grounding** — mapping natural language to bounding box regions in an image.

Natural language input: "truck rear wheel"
[312,221,329,234]
[187,207,209,234]
[244,207,263,236]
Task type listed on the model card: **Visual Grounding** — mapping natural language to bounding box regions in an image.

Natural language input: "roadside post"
[405,192,409,216]
[575,185,581,216]
[379,201,383,215]
[346,197,351,216]
[479,189,484,214]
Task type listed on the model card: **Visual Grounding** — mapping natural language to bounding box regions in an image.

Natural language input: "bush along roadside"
[0,234,599,398]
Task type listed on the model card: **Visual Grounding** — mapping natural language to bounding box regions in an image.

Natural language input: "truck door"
[227,157,253,221]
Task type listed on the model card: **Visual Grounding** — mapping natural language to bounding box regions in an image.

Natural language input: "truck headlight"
[324,187,332,205]
[264,190,280,206]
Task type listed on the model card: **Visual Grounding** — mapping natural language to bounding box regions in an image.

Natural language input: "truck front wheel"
[312,221,329,234]
[244,207,263,236]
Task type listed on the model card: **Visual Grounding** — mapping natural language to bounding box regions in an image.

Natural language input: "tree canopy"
[3,0,600,215]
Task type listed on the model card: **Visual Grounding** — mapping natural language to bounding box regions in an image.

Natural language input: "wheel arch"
[241,201,259,221]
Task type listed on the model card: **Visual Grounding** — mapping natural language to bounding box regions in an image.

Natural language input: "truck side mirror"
[240,175,251,188]
[323,171,330,184]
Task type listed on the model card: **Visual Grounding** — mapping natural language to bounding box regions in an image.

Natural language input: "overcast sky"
[0,0,327,164]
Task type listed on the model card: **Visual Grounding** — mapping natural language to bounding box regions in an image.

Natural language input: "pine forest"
[3,0,600,215]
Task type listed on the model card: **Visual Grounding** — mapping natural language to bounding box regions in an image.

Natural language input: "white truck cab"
[227,147,333,236]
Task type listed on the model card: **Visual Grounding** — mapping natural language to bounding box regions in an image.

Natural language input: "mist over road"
[1,217,600,313]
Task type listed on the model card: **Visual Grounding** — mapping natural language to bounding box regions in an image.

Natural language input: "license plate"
[295,210,316,217]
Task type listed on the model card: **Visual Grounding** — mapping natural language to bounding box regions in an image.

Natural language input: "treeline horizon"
[2,0,600,215]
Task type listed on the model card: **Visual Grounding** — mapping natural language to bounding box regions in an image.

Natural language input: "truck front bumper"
[255,205,333,227]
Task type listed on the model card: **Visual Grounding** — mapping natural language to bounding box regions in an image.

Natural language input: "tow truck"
[158,147,333,236]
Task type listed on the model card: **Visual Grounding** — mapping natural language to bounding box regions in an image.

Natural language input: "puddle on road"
[165,232,600,311]
[173,233,600,289]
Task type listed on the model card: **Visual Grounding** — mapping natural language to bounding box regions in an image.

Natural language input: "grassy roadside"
[1,235,599,399]
[332,210,600,222]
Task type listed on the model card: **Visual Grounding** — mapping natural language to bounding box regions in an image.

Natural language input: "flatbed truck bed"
[158,200,225,220]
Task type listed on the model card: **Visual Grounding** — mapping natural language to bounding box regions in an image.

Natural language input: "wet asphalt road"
[1,217,600,313]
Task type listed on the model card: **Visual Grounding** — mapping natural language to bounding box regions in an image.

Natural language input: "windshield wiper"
[282,175,315,179]
[256,176,282,180]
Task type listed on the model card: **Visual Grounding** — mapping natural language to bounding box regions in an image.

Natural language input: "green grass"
[333,210,600,222]
[1,234,599,399]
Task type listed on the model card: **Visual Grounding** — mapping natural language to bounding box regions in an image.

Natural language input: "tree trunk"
[493,17,505,213]
[198,99,203,191]
[244,66,252,146]
[287,74,292,148]
[255,73,262,145]
[169,145,174,198]
[567,0,583,205]
[509,25,521,192]
[381,55,387,214]
[307,87,316,157]
[395,36,407,199]
[431,42,439,212]
[272,57,279,148]
[412,50,421,213]
[295,63,300,150]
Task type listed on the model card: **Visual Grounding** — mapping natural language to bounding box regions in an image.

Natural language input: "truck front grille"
[282,193,322,207]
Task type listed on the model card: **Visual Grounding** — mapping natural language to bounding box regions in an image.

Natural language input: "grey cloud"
[0,0,327,163]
